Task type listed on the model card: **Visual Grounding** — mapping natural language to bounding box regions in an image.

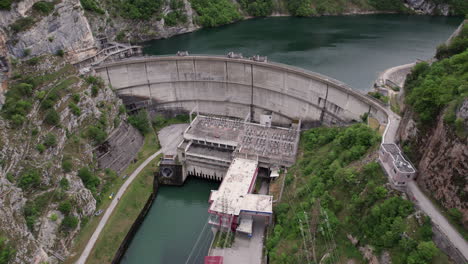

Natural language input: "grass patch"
[63,133,159,264]
[86,153,160,264]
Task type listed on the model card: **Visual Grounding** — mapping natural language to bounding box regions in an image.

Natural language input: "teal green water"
[123,15,461,264]
[121,178,218,264]
[144,14,462,90]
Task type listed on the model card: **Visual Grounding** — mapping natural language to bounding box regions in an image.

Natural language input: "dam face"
[94,55,388,127]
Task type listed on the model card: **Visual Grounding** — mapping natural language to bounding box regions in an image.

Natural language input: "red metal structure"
[205,256,223,264]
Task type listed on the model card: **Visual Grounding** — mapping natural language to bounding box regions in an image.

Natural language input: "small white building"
[379,143,416,186]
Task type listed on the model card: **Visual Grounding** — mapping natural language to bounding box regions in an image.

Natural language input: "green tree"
[191,0,241,27]
[128,110,151,134]
[407,241,438,264]
[287,0,315,16]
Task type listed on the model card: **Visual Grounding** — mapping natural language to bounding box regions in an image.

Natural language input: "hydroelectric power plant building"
[175,114,300,233]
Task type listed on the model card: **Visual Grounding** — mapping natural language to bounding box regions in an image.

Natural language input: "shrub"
[86,125,107,144]
[128,110,151,134]
[62,159,73,173]
[368,0,406,11]
[62,215,78,230]
[0,0,13,10]
[27,57,40,66]
[436,24,468,60]
[118,105,126,115]
[78,167,100,191]
[10,17,35,33]
[32,1,55,15]
[80,0,105,14]
[1,83,34,126]
[240,0,273,16]
[449,208,463,223]
[56,49,65,57]
[190,0,241,27]
[19,168,41,189]
[91,85,99,97]
[59,178,70,191]
[287,0,315,16]
[36,144,46,153]
[58,200,72,215]
[0,237,15,264]
[50,213,58,221]
[69,102,81,116]
[44,109,60,126]
[72,93,80,103]
[116,31,126,42]
[43,133,57,148]
[117,0,163,20]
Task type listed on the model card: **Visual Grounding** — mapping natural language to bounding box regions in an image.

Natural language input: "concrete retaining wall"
[95,122,144,174]
[94,56,388,128]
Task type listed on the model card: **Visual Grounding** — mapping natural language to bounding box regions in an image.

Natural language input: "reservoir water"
[144,14,462,91]
[122,15,461,264]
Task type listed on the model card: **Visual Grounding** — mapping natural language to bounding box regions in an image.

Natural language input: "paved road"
[379,80,468,261]
[408,181,468,260]
[76,149,163,264]
[210,217,265,264]
[76,124,188,264]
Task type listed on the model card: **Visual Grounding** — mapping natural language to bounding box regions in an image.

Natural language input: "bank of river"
[121,178,218,264]
[144,14,462,91]
[122,14,461,264]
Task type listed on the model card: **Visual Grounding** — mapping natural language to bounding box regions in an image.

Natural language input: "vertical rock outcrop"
[1,0,97,61]
[398,101,468,227]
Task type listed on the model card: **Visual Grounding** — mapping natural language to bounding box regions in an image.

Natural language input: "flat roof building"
[379,143,416,187]
[208,158,272,234]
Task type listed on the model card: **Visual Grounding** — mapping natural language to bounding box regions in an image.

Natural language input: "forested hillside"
[267,124,451,264]
[399,22,467,238]
[61,0,468,41]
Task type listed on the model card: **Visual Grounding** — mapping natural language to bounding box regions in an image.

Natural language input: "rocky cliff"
[0,55,131,263]
[398,103,468,227]
[0,0,97,61]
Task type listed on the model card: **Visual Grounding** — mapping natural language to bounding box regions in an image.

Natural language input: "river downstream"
[121,14,461,264]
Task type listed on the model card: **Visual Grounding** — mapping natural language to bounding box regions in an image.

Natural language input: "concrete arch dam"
[94,55,388,127]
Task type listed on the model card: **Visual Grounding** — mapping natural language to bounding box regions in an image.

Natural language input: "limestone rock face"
[404,0,451,15]
[398,100,468,228]
[7,0,97,61]
[86,0,200,43]
[0,56,130,263]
